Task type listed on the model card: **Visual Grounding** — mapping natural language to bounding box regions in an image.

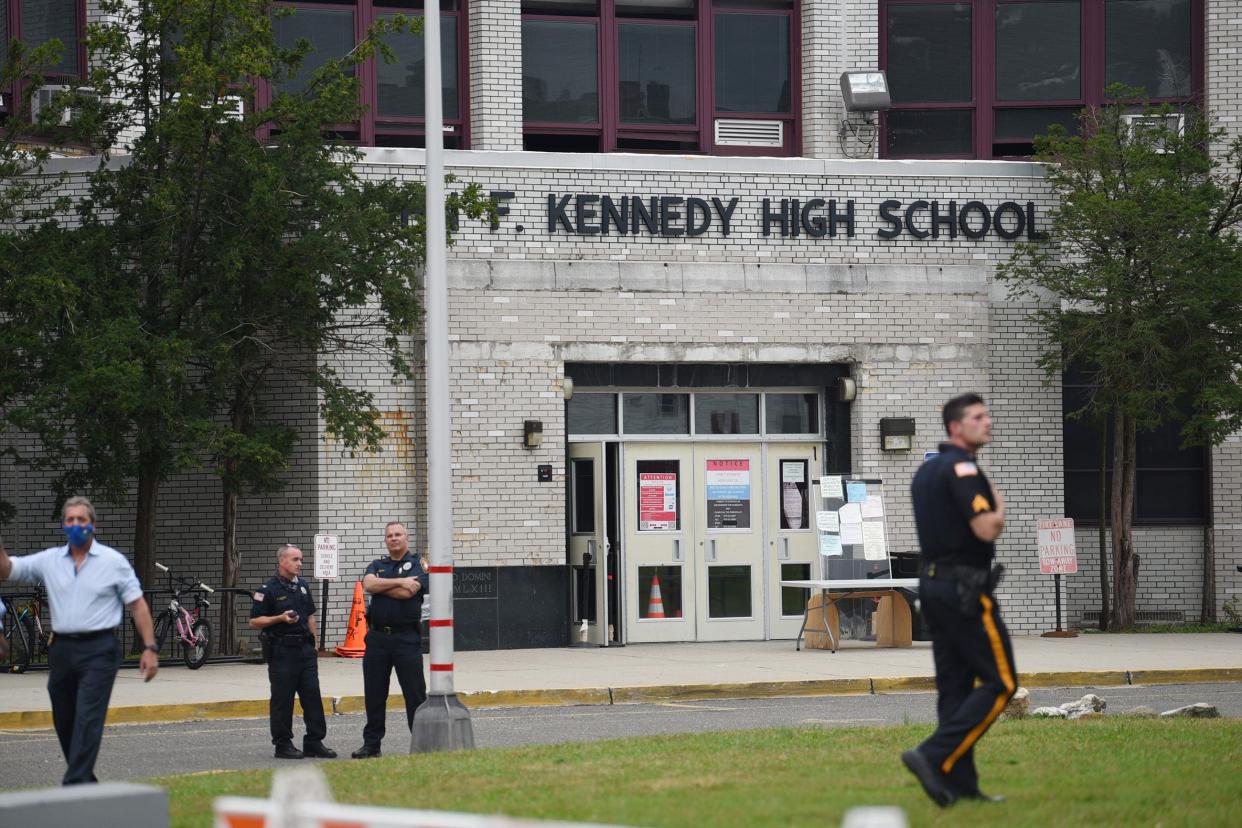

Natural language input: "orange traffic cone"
[646,574,666,619]
[334,581,368,658]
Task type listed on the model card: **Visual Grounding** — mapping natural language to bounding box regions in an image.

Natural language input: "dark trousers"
[917,577,1018,795]
[361,628,426,748]
[47,634,121,785]
[267,642,327,747]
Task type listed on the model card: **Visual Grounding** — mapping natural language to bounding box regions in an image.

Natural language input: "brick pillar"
[801,0,880,159]
[469,0,523,151]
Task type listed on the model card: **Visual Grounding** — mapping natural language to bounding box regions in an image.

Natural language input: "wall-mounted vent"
[714,118,783,148]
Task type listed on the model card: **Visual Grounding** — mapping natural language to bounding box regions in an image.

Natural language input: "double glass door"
[620,441,820,643]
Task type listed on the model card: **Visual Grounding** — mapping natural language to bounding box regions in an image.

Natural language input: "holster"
[259,631,273,664]
[954,567,988,615]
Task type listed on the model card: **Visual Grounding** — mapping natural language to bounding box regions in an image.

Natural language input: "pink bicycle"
[151,562,214,669]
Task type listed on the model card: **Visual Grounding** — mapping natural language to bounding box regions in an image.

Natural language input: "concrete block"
[745,263,808,292]
[490,259,555,290]
[447,259,493,289]
[554,260,621,291]
[806,264,859,292]
[864,264,928,292]
[619,261,681,292]
[682,262,745,292]
[0,783,167,828]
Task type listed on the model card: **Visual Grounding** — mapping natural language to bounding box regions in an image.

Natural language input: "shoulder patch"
[253,592,265,602]
[971,493,991,513]
[954,462,979,477]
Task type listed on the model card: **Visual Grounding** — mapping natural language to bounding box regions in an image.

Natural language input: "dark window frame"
[879,0,1205,160]
[1062,373,1209,527]
[264,1,470,148]
[1,0,89,119]
[521,0,801,156]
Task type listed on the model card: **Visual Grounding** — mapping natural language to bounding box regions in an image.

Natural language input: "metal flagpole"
[411,1,473,752]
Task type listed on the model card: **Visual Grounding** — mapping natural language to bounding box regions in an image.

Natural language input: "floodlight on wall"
[879,417,916,452]
[838,70,891,159]
[562,377,575,401]
[523,420,544,449]
[836,377,857,403]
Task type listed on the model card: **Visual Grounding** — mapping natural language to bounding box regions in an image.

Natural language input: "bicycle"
[3,587,50,674]
[151,562,215,669]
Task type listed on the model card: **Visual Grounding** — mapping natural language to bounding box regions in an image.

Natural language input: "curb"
[0,667,1238,732]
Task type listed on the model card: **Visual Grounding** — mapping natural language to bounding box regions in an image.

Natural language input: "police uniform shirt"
[364,553,427,626]
[250,574,316,635]
[911,442,997,568]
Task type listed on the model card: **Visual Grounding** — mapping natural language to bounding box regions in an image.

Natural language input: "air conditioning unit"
[30,84,97,126]
[169,92,245,121]
[220,94,245,121]
[714,118,784,148]
[1123,113,1184,153]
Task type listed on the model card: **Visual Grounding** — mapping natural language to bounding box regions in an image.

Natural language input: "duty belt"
[921,561,989,581]
[275,632,311,645]
[371,622,419,634]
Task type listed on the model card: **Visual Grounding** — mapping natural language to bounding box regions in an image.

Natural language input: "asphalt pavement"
[0,682,1238,790]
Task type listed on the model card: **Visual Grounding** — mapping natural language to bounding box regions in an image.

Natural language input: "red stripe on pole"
[430,663,454,671]
[428,566,453,573]
[429,619,453,627]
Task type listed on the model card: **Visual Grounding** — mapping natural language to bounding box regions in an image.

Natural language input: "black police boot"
[274,742,304,760]
[901,749,957,807]
[303,741,338,759]
[351,743,381,759]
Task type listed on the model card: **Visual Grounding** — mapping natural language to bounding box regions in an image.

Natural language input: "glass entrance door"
[569,442,611,646]
[623,443,696,642]
[765,443,821,639]
[693,443,766,641]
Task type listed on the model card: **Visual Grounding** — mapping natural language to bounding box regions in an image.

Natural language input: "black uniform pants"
[917,576,1018,795]
[361,628,426,748]
[47,634,121,785]
[267,642,327,747]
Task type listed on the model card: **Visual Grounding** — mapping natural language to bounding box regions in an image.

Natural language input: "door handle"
[780,537,790,560]
[672,538,682,562]
[587,539,596,561]
[708,538,717,562]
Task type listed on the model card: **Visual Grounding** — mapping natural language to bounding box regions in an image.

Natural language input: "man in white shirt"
[0,496,159,785]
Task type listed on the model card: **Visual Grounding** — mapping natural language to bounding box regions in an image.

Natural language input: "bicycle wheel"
[5,616,32,674]
[183,619,212,669]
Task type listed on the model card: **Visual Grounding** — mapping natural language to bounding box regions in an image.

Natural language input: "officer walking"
[902,393,1016,807]
[249,544,337,760]
[352,521,427,758]
[0,496,160,785]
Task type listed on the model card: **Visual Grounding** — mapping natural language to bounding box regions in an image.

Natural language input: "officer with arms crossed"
[902,394,1016,807]
[352,521,427,758]
[0,496,160,785]
[249,543,337,760]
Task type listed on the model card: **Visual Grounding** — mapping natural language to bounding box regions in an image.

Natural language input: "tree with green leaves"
[0,0,491,651]
[999,88,1242,630]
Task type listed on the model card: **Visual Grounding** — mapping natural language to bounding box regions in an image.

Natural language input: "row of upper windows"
[0,0,1204,157]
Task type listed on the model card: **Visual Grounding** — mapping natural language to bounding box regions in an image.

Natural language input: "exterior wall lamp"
[879,417,916,452]
[523,420,543,449]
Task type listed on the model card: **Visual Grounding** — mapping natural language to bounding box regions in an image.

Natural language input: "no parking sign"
[1037,518,1077,575]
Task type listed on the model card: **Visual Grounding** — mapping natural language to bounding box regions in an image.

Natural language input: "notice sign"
[639,473,678,530]
[1037,518,1077,575]
[314,533,339,580]
[706,459,751,529]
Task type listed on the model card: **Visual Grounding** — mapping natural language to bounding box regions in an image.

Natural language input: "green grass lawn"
[159,718,1242,828]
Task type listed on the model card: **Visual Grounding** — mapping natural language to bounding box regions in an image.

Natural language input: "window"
[521,1,799,155]
[881,0,1202,159]
[1062,372,1208,524]
[271,1,466,147]
[0,0,84,118]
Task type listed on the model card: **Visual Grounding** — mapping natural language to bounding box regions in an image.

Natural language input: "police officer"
[902,393,1016,807]
[249,544,337,760]
[351,521,427,759]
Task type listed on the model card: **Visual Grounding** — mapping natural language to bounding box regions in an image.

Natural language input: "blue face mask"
[64,523,94,547]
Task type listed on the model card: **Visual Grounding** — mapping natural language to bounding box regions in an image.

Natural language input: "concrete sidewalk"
[1,633,1240,730]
